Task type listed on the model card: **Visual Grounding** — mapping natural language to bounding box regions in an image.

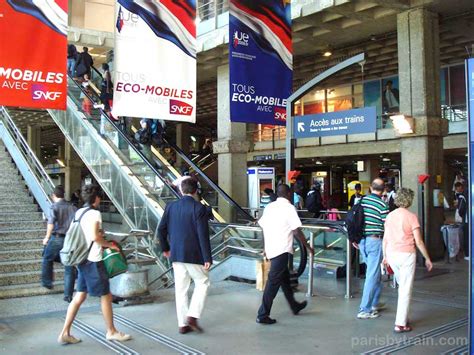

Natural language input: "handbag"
[102,244,128,278]
[256,258,271,291]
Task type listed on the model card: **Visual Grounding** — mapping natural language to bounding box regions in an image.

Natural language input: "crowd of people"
[41,169,468,345]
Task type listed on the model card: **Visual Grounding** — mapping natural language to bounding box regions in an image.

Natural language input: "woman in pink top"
[382,188,433,333]
[327,198,341,221]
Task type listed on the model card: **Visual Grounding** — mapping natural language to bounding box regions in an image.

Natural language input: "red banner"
[0,0,67,110]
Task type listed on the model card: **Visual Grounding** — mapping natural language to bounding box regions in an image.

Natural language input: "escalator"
[1,72,310,288]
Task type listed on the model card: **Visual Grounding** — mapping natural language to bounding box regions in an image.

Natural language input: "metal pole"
[306,232,315,297]
[345,237,352,299]
[214,0,218,29]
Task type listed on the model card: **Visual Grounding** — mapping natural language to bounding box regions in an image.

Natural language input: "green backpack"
[60,208,93,266]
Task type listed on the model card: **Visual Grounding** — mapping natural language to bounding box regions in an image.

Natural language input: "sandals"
[394,325,412,333]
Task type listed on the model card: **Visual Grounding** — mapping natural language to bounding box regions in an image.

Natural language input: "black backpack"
[306,190,322,214]
[345,199,365,244]
[135,128,151,144]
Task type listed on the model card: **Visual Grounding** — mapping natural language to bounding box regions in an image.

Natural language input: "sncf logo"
[32,85,62,101]
[274,107,287,121]
[170,99,193,116]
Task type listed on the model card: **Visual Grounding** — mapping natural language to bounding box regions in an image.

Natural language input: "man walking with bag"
[158,178,212,334]
[256,184,314,325]
[42,185,77,302]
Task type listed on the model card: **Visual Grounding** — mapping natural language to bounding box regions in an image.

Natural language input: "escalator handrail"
[164,137,255,222]
[0,107,55,198]
[90,65,254,223]
[66,73,183,203]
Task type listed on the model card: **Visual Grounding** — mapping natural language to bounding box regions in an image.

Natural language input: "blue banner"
[229,0,292,126]
[467,58,474,354]
[293,107,377,138]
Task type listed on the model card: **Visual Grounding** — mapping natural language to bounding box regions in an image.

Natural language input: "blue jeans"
[359,237,383,313]
[41,235,76,298]
[67,58,76,76]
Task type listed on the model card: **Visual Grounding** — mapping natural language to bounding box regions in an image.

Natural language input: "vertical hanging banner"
[0,0,68,110]
[229,0,292,126]
[113,0,196,123]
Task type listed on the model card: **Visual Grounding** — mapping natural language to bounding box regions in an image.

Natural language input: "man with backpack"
[42,185,77,303]
[454,182,468,259]
[353,178,389,319]
[75,47,94,78]
[58,185,131,344]
[306,183,323,218]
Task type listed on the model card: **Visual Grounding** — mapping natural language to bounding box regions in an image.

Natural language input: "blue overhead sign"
[293,107,377,138]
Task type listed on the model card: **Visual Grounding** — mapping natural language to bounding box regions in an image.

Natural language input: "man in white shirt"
[256,184,314,325]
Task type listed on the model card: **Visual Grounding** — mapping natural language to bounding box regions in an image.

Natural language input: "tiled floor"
[0,260,469,354]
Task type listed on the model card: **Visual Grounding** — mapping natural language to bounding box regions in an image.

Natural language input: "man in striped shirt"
[357,178,389,319]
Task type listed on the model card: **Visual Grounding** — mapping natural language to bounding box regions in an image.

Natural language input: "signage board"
[293,107,377,139]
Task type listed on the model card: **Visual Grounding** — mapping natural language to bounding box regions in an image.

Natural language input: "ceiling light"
[382,157,391,162]
[315,160,323,165]
[323,50,332,57]
[190,135,197,142]
[56,159,66,168]
[391,114,415,134]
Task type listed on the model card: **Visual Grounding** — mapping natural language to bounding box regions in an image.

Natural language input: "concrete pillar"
[397,8,448,258]
[26,125,41,158]
[176,123,190,169]
[358,159,380,193]
[64,140,82,200]
[213,65,249,222]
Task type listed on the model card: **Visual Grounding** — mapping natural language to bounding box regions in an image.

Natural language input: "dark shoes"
[187,316,203,333]
[179,326,192,334]
[63,296,72,303]
[292,301,307,315]
[42,284,53,290]
[256,316,277,325]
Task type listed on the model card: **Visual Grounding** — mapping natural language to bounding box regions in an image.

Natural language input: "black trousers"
[257,252,298,318]
[463,223,469,257]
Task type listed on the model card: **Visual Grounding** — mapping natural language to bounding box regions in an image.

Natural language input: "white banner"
[112,0,196,123]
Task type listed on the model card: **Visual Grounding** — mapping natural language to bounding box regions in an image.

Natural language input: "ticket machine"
[248,166,275,217]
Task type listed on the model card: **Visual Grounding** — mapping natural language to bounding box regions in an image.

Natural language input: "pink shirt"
[384,208,420,254]
[327,208,339,221]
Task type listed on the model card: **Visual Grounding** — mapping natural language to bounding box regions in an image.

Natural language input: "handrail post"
[306,232,315,297]
[345,237,352,299]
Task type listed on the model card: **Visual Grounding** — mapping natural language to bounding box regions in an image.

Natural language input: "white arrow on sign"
[297,122,305,132]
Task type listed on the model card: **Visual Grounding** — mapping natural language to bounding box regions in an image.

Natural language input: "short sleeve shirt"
[384,208,420,254]
[258,198,302,259]
[76,208,103,262]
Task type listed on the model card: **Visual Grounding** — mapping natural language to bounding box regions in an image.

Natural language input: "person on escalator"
[99,63,113,113]
[80,74,93,116]
[149,119,166,148]
[67,44,78,77]
[75,47,93,79]
[201,139,213,156]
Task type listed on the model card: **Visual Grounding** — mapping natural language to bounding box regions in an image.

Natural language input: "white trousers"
[172,262,210,327]
[388,252,416,326]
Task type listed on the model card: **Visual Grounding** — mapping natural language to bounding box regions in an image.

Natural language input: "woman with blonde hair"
[383,187,433,333]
